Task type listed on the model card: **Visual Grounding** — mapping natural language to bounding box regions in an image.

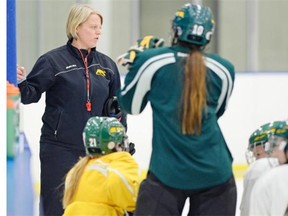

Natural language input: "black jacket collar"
[66,40,96,63]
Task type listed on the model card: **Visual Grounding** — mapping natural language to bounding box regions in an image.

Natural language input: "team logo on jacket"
[96,69,106,77]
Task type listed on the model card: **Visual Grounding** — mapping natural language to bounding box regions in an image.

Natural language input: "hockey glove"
[117,35,165,67]
[136,35,165,49]
[103,96,122,121]
[127,142,136,155]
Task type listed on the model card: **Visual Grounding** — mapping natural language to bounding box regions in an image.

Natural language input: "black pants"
[39,143,85,216]
[134,172,237,216]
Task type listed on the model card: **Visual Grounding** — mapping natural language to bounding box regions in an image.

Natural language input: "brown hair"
[62,156,91,208]
[181,47,207,135]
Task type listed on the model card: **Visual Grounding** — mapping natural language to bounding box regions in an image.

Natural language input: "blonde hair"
[66,4,103,40]
[181,49,207,135]
[62,156,91,208]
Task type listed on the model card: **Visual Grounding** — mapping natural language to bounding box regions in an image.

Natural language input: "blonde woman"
[17,4,124,215]
[117,3,236,215]
[63,116,140,216]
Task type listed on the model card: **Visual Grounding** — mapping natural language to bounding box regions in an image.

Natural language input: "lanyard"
[79,49,92,111]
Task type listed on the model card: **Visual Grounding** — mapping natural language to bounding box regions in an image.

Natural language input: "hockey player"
[62,116,141,216]
[117,3,236,215]
[240,120,288,215]
[249,153,288,215]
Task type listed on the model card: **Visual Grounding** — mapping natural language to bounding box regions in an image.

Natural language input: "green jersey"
[118,45,235,189]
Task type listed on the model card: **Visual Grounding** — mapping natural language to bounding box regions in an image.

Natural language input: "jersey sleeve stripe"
[205,57,234,112]
[121,53,175,114]
[120,53,174,96]
[131,56,176,114]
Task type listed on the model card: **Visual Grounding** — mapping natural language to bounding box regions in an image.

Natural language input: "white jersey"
[249,164,288,216]
[240,157,279,216]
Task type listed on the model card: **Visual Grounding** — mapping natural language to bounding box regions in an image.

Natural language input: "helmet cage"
[268,136,288,151]
[245,141,272,164]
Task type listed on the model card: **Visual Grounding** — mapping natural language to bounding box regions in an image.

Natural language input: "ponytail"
[62,156,91,208]
[181,49,207,135]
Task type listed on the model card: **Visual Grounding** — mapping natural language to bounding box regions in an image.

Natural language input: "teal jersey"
[117,45,235,189]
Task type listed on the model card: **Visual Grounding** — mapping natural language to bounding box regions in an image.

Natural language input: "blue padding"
[7,132,35,216]
[7,0,17,85]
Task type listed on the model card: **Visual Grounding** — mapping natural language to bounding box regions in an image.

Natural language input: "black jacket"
[18,40,125,150]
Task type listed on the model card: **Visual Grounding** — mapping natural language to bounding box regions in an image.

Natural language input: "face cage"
[245,150,256,165]
[268,136,288,151]
[245,141,273,165]
[123,135,129,152]
[111,134,130,153]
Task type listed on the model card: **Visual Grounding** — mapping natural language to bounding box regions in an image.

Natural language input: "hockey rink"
[19,71,288,215]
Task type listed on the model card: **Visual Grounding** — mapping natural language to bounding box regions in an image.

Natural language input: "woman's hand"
[17,64,26,83]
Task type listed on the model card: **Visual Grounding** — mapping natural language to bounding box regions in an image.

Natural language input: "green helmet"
[248,123,270,148]
[267,120,288,151]
[246,121,288,164]
[82,116,128,156]
[246,123,271,164]
[172,3,215,46]
[271,121,288,138]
